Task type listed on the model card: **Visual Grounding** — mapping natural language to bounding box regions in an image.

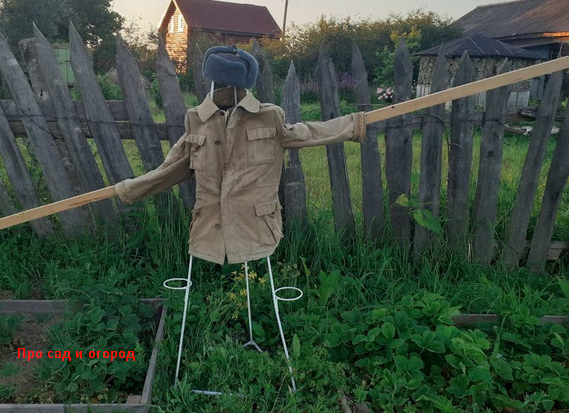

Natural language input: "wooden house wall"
[160,3,189,72]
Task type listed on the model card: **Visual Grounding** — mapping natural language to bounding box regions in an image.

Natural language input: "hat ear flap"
[236,49,259,89]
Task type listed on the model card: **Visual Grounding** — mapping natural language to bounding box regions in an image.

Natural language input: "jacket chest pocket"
[186,132,207,171]
[246,126,276,166]
[255,199,284,246]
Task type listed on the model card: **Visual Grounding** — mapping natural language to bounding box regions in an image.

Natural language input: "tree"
[0,0,123,72]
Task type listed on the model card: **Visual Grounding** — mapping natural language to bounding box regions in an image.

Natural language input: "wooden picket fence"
[0,24,568,271]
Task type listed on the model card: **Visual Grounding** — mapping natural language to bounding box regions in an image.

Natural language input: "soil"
[0,314,59,403]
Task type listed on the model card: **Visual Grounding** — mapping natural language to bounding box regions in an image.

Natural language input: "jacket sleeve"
[115,115,193,204]
[278,108,367,149]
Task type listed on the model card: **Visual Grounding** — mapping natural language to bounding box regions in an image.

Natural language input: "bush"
[70,74,123,101]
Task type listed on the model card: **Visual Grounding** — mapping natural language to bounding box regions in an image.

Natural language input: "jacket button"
[215,140,221,145]
[219,111,224,115]
[215,224,221,229]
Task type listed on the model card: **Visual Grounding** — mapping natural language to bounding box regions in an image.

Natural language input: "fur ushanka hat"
[202,45,259,89]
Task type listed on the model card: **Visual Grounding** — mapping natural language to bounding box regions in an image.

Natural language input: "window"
[169,16,174,33]
[178,14,184,32]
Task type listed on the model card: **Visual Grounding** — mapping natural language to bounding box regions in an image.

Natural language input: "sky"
[112,0,509,32]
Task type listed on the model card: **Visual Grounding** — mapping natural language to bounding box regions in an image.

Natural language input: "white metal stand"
[164,255,302,394]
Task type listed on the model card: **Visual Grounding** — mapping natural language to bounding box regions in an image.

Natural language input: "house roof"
[416,33,542,60]
[161,0,281,36]
[453,0,569,39]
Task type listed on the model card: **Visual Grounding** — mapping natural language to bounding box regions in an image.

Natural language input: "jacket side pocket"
[246,126,276,166]
[185,132,207,171]
[254,199,284,246]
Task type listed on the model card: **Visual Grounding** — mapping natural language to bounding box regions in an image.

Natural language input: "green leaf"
[318,270,342,307]
[469,366,493,384]
[381,322,396,341]
[292,334,301,359]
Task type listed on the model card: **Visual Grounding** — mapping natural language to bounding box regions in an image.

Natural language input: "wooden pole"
[365,57,569,125]
[0,56,567,232]
[0,187,117,231]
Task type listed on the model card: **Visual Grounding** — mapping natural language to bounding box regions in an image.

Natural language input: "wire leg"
[267,257,297,393]
[243,262,263,352]
[174,255,193,388]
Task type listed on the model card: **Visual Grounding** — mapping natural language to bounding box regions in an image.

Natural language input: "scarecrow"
[114,45,366,391]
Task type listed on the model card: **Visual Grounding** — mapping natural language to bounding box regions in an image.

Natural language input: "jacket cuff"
[115,180,136,204]
[350,112,367,143]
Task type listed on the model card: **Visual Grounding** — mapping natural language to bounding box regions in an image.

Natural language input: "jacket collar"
[197,86,261,122]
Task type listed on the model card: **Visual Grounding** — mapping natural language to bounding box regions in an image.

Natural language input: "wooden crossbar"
[0,57,568,231]
[365,57,569,125]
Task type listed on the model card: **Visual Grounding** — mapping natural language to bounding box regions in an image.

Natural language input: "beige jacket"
[116,87,366,264]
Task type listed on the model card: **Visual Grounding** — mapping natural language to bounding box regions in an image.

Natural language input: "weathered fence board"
[503,69,564,268]
[282,61,307,224]
[526,102,569,269]
[352,41,383,240]
[0,35,85,236]
[0,180,15,217]
[69,23,134,190]
[0,103,54,236]
[34,25,117,227]
[414,50,447,256]
[192,43,208,104]
[385,40,413,244]
[317,44,356,239]
[156,37,196,211]
[116,35,178,213]
[472,60,513,265]
[20,36,95,231]
[446,52,475,251]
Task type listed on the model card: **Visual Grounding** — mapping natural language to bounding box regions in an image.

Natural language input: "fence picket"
[69,23,134,194]
[446,51,475,251]
[385,39,413,244]
[0,103,54,236]
[414,50,447,256]
[0,35,85,236]
[156,37,196,211]
[526,102,569,269]
[472,60,513,265]
[0,180,15,217]
[282,61,307,224]
[33,25,117,227]
[351,41,383,240]
[116,35,178,212]
[503,69,564,268]
[317,44,356,240]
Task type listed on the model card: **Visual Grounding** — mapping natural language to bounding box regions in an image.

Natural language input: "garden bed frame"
[0,299,167,413]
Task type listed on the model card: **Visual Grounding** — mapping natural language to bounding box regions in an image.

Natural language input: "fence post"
[385,39,413,244]
[414,49,447,256]
[0,35,85,236]
[33,25,117,228]
[116,35,179,214]
[472,60,513,265]
[69,22,134,217]
[446,51,475,252]
[19,36,95,231]
[0,103,54,236]
[282,60,307,224]
[156,37,196,211]
[503,69,564,268]
[317,44,356,240]
[0,180,15,218]
[351,40,383,240]
[526,102,569,270]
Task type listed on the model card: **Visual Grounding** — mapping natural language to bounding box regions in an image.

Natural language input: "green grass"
[1,93,569,411]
